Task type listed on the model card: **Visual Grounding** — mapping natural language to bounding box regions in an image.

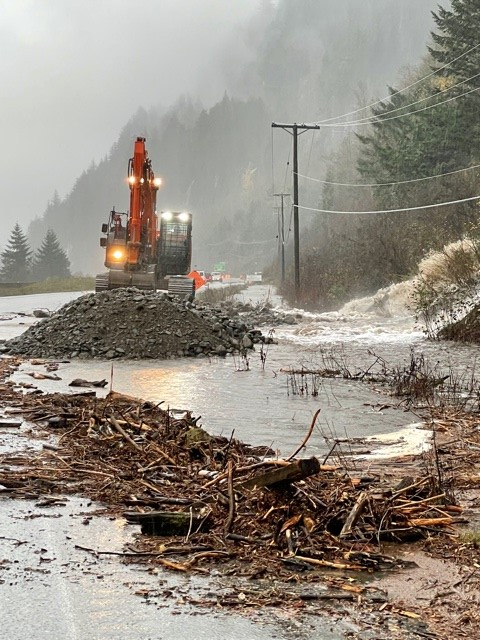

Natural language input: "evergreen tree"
[0,223,32,282]
[358,0,480,183]
[32,229,71,280]
[353,0,480,283]
[430,0,480,86]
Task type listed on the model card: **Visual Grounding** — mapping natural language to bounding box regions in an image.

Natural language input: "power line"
[329,71,480,127]
[204,238,277,247]
[319,84,480,128]
[298,194,480,215]
[296,162,480,188]
[312,42,480,125]
[282,148,291,193]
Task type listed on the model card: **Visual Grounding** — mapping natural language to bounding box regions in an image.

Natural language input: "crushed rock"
[0,288,297,361]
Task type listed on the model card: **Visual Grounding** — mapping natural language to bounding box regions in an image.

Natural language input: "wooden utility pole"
[271,122,320,301]
[273,192,289,285]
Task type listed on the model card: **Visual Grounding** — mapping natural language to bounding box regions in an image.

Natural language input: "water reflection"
[12,344,423,459]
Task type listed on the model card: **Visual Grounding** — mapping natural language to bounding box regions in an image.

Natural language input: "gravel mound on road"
[1,288,294,360]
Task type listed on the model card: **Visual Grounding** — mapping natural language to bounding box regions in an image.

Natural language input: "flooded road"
[1,497,353,640]
[4,284,477,458]
[1,284,478,639]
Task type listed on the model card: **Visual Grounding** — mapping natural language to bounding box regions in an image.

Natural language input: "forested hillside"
[27,0,444,292]
[297,0,479,309]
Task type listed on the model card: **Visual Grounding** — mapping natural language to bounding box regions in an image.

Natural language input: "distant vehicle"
[246,272,262,284]
[211,271,223,282]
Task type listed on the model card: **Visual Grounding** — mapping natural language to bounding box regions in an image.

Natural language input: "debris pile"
[1,288,279,360]
[0,382,467,580]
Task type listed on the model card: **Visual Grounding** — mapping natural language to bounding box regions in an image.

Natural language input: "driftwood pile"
[0,364,467,580]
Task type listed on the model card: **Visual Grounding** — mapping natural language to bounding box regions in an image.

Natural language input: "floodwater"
[4,283,478,458]
[1,284,479,639]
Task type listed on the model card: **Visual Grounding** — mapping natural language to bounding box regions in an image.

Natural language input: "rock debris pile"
[1,288,297,360]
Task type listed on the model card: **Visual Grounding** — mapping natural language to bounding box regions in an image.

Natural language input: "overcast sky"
[0,0,259,236]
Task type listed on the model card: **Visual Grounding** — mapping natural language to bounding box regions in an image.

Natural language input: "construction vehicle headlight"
[161,211,173,221]
[154,178,162,187]
[178,212,190,222]
[128,176,135,185]
[112,249,125,260]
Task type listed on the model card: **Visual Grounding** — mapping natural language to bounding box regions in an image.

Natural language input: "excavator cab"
[101,209,129,270]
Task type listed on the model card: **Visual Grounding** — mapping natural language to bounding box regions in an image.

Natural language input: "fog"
[0,0,259,239]
[1,0,447,280]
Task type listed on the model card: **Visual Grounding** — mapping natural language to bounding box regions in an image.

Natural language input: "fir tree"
[32,229,71,280]
[0,223,32,282]
[358,0,480,183]
[429,0,480,86]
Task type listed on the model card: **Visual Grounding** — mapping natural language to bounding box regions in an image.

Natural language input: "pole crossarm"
[272,122,321,131]
[271,122,320,301]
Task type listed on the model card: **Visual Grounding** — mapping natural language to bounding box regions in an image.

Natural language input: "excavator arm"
[126,137,161,269]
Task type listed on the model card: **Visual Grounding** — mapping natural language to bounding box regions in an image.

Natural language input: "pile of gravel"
[1,288,296,360]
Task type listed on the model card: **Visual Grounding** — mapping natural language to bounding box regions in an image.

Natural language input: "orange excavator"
[95,137,196,296]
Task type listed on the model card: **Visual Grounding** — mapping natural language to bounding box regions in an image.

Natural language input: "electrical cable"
[325,71,480,127]
[312,42,480,125]
[295,162,480,187]
[285,203,294,243]
[204,238,277,247]
[297,194,480,215]
[318,84,480,128]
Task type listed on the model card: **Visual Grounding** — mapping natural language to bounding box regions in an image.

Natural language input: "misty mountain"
[28,0,443,277]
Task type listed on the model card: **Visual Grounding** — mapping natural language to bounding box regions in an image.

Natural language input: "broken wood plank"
[124,510,212,536]
[108,416,142,451]
[239,457,321,490]
[339,490,368,538]
[0,418,22,428]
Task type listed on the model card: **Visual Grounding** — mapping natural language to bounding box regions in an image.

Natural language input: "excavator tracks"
[95,270,157,293]
[95,273,110,292]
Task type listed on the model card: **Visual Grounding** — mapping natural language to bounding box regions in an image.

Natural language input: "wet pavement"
[0,497,350,640]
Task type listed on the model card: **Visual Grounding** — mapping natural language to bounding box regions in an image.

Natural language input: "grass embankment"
[0,279,246,301]
[0,277,95,297]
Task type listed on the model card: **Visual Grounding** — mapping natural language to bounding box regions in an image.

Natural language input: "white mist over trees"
[27,0,448,304]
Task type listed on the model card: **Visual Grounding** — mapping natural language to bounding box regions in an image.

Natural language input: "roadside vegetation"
[411,237,480,339]
[0,276,94,297]
[196,283,246,304]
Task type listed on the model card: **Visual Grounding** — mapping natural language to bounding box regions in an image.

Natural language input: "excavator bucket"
[167,275,196,298]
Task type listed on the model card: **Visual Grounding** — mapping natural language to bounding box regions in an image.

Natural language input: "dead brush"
[389,350,446,405]
[196,283,246,304]
[386,348,480,412]
[410,237,480,339]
